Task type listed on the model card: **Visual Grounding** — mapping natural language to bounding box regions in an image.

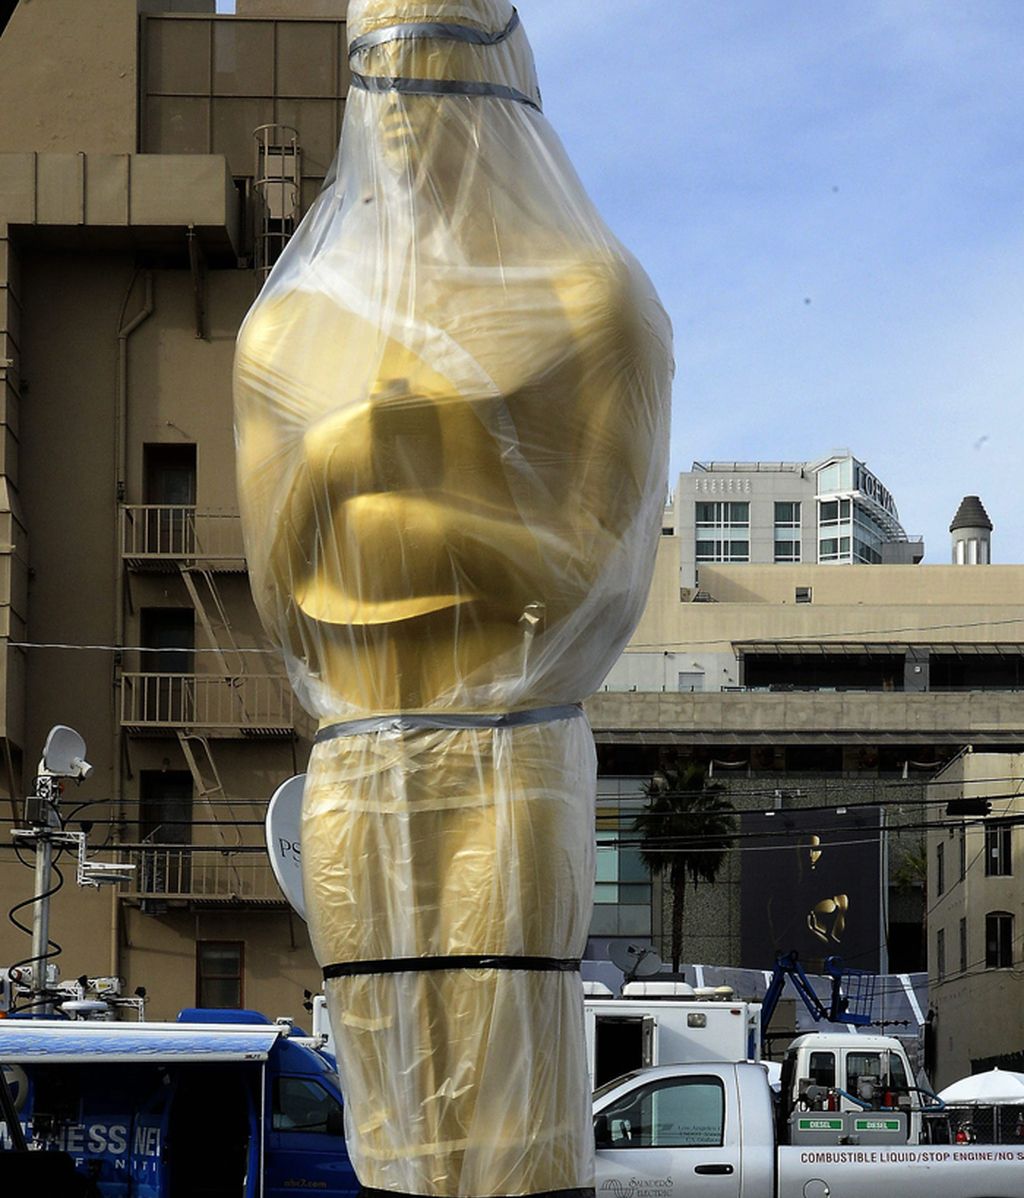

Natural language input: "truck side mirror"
[594,1114,611,1148]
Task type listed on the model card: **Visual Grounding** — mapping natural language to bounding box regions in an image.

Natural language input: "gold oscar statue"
[234,2,672,1194]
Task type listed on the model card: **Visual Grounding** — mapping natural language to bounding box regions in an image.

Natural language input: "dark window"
[936,928,945,981]
[985,822,1012,877]
[140,609,194,674]
[144,443,197,505]
[795,587,812,604]
[139,770,193,846]
[143,444,197,555]
[138,771,193,897]
[197,941,244,1008]
[273,1077,344,1134]
[936,841,944,896]
[808,1051,835,1088]
[986,912,1013,969]
[139,609,195,724]
[959,828,966,881]
[959,917,967,975]
[594,1077,725,1149]
[775,501,800,526]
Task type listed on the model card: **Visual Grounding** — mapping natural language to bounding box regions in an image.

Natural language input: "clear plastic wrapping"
[234,1,672,1193]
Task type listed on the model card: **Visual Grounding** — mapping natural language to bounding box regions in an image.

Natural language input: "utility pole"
[10,727,93,1014]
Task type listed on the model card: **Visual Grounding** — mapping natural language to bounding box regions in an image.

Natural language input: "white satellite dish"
[608,941,664,982]
[41,725,92,779]
[265,774,306,921]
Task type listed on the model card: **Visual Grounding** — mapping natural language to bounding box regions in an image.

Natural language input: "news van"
[0,1008,359,1197]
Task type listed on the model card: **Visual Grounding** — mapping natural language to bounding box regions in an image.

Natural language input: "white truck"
[594,1062,1024,1198]
[584,981,761,1087]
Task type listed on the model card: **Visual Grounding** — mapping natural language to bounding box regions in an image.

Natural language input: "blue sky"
[218,1,1024,563]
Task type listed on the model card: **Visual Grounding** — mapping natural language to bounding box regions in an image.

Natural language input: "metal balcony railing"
[121,506,246,566]
[120,673,294,732]
[118,847,284,905]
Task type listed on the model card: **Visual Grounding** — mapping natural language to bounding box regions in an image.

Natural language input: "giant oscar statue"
[234,3,672,1195]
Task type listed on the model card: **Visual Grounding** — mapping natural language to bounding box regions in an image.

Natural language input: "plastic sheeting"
[234,1,672,1194]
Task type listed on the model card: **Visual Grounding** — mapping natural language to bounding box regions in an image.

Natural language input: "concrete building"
[0,0,356,1020]
[673,453,924,590]
[927,749,1024,1087]
[589,541,1024,975]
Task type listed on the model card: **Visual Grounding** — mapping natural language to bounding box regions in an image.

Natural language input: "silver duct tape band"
[349,71,541,112]
[315,703,583,743]
[348,9,521,57]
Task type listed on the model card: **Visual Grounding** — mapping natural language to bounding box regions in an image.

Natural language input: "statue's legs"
[302,713,596,1198]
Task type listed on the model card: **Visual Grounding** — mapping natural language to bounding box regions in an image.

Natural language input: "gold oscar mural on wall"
[235,3,672,1194]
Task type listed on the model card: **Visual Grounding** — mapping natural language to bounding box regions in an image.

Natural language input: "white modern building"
[670,452,923,590]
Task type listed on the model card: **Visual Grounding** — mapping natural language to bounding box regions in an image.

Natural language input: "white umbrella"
[938,1068,1024,1105]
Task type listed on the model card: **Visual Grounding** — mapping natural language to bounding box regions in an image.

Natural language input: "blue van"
[0,1008,359,1197]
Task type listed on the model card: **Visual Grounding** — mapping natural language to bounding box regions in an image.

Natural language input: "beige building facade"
[0,0,355,1021]
[927,750,1024,1088]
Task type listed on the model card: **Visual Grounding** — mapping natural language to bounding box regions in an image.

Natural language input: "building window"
[985,821,1012,877]
[695,501,749,527]
[819,498,851,524]
[774,501,801,560]
[936,841,944,896]
[818,535,852,562]
[936,928,945,981]
[143,443,197,555]
[695,539,749,563]
[959,827,966,882]
[695,502,750,565]
[985,912,1013,969]
[795,586,812,604]
[139,771,193,895]
[196,941,244,1008]
[959,917,967,975]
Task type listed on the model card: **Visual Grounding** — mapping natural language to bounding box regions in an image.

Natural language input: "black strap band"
[316,704,582,744]
[349,71,541,113]
[359,1190,593,1198]
[323,955,581,981]
[359,1189,592,1198]
[349,9,521,58]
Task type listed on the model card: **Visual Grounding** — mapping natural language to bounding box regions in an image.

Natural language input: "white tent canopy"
[938,1068,1024,1105]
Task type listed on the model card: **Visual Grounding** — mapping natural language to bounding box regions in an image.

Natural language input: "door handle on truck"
[694,1164,734,1175]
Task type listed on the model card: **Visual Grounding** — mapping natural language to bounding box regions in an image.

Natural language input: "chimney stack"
[950,496,992,564]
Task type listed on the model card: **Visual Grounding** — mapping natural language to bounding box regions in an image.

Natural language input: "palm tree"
[633,760,736,972]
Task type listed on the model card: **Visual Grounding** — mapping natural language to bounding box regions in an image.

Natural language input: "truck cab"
[778,1032,921,1143]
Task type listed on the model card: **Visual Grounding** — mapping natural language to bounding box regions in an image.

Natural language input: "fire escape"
[119,504,299,909]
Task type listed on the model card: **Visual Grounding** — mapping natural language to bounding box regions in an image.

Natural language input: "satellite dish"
[60,999,111,1019]
[265,774,306,921]
[608,942,663,982]
[41,725,91,778]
